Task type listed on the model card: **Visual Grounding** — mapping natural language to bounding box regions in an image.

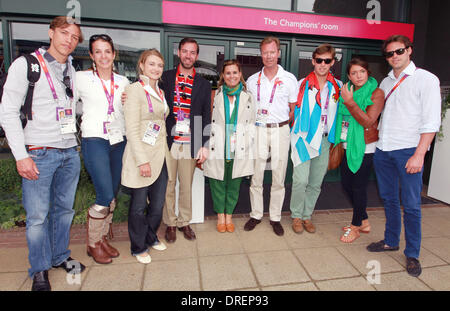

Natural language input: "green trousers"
[290,138,331,220]
[209,160,243,215]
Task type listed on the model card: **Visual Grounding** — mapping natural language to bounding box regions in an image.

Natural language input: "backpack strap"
[21,54,41,121]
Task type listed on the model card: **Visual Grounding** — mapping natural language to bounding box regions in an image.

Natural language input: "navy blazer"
[160,68,212,158]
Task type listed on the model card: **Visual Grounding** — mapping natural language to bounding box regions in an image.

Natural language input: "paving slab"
[81,263,144,291]
[0,272,28,291]
[199,254,257,291]
[373,271,431,291]
[261,282,318,291]
[196,230,244,257]
[248,250,310,287]
[294,247,360,281]
[143,258,200,291]
[421,237,450,263]
[418,265,450,290]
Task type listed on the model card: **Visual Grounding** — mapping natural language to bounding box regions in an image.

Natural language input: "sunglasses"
[63,76,74,98]
[90,34,113,42]
[384,47,409,58]
[315,58,333,64]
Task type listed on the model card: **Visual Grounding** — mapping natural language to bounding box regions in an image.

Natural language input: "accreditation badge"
[230,132,237,153]
[341,120,349,141]
[256,109,269,125]
[142,121,161,146]
[106,121,123,145]
[175,110,190,134]
[57,107,76,135]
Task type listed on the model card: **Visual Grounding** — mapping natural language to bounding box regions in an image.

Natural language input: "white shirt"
[75,70,129,139]
[247,65,298,123]
[377,61,441,152]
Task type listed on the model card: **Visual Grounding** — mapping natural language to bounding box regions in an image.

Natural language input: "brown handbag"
[364,121,379,144]
[328,142,345,170]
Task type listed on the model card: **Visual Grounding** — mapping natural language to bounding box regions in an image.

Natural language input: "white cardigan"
[75,70,130,139]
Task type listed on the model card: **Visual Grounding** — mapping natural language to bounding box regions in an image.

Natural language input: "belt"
[26,145,56,151]
[256,120,290,128]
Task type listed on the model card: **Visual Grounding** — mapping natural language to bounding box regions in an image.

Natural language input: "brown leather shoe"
[101,236,120,258]
[165,226,177,243]
[87,241,112,264]
[178,225,196,240]
[303,219,316,233]
[269,221,284,236]
[292,218,304,233]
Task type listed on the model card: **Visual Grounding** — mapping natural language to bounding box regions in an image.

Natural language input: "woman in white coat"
[204,59,256,233]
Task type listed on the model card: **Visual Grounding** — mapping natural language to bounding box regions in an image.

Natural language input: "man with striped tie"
[290,44,342,234]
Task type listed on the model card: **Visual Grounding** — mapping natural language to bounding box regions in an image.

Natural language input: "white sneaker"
[151,241,167,251]
[136,252,151,264]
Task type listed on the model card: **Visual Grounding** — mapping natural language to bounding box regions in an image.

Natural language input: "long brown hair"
[218,59,246,90]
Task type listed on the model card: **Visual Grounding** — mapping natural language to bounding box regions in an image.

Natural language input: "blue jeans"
[81,137,126,207]
[128,162,168,256]
[373,147,423,259]
[22,146,80,277]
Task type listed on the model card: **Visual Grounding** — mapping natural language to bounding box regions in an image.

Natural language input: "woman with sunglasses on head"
[334,57,385,243]
[121,49,169,264]
[76,34,129,264]
[203,60,256,233]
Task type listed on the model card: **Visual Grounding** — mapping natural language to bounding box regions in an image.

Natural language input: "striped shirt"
[173,66,195,144]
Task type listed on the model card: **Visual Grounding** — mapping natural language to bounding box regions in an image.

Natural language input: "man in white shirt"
[0,16,85,291]
[244,36,298,236]
[366,35,441,278]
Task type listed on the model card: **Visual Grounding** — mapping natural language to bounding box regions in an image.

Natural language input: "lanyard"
[35,49,60,101]
[175,82,183,107]
[139,80,165,114]
[224,95,239,159]
[257,71,280,104]
[385,74,409,103]
[96,71,115,115]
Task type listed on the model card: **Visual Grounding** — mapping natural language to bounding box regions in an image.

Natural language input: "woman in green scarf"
[204,60,256,233]
[334,58,385,243]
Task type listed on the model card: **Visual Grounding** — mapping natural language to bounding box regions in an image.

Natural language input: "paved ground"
[1,205,450,291]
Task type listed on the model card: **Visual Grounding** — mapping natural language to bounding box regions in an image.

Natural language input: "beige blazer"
[204,86,256,180]
[121,76,170,188]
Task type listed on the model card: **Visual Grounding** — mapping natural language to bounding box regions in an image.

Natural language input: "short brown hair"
[347,57,371,76]
[260,36,280,50]
[49,16,83,43]
[179,37,199,54]
[382,35,412,53]
[218,59,247,90]
[137,48,165,76]
[313,44,336,59]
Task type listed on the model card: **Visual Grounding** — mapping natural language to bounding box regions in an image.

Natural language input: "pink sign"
[162,1,415,41]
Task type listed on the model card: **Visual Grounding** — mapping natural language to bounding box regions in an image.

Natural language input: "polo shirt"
[246,65,298,124]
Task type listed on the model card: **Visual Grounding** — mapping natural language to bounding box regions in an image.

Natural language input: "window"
[180,0,291,11]
[297,0,406,22]
[10,22,161,82]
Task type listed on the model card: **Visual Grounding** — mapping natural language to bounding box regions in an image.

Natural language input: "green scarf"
[334,76,378,173]
[223,82,243,160]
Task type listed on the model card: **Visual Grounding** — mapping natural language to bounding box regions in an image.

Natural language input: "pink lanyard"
[385,74,409,103]
[257,71,280,104]
[35,49,60,101]
[139,80,165,115]
[96,71,115,115]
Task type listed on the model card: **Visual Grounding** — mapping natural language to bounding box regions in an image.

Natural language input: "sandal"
[340,226,360,243]
[342,223,371,234]
[217,223,226,233]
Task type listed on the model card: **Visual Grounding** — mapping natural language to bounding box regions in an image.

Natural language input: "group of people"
[0,16,441,291]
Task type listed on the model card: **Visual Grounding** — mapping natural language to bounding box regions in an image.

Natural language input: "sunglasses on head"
[384,47,409,58]
[90,34,113,42]
[63,76,73,98]
[315,58,333,64]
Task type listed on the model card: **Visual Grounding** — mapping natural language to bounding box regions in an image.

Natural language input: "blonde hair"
[136,49,165,76]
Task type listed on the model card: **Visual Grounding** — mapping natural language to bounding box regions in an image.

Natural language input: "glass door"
[230,40,289,80]
[167,36,230,90]
[347,49,389,84]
